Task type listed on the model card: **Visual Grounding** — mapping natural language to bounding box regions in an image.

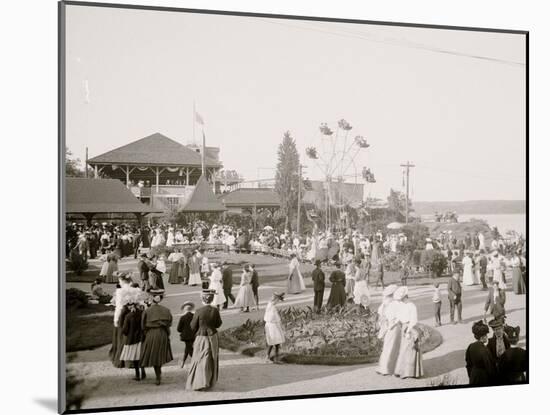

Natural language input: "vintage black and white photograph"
[60,1,527,412]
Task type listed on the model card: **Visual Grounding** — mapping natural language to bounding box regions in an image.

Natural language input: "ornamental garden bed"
[219,305,442,365]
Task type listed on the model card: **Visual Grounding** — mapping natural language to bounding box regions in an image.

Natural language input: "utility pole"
[400,161,415,224]
[85,147,88,178]
[297,164,303,234]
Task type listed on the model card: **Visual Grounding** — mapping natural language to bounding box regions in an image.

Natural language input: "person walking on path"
[264,292,286,363]
[432,282,442,327]
[140,289,173,385]
[208,263,226,309]
[186,289,223,391]
[393,287,423,379]
[177,301,196,368]
[510,252,526,295]
[465,320,496,386]
[487,318,510,375]
[188,250,202,286]
[376,284,400,376]
[484,280,506,321]
[234,265,256,312]
[498,325,527,384]
[120,298,146,381]
[221,262,235,309]
[311,260,325,313]
[250,264,260,311]
[479,252,488,290]
[448,272,463,324]
[286,253,306,294]
[326,262,346,308]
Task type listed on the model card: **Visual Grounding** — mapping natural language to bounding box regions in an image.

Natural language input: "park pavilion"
[87,133,234,211]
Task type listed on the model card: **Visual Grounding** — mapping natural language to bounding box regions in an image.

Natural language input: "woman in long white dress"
[394,287,423,379]
[166,229,175,247]
[353,260,371,307]
[376,284,400,375]
[491,253,507,290]
[264,292,286,363]
[208,263,227,308]
[462,253,476,285]
[286,253,306,294]
[235,266,256,312]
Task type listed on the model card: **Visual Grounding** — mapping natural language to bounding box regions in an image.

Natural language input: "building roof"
[180,175,226,212]
[66,178,160,214]
[219,188,281,207]
[88,133,222,167]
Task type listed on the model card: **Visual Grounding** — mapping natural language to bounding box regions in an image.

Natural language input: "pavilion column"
[126,165,130,188]
[94,165,98,179]
[212,168,217,193]
[186,168,190,186]
[155,167,160,192]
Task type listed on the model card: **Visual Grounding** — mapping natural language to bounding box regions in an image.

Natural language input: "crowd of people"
[67,218,526,389]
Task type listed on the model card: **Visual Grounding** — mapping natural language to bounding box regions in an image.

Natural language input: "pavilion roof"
[88,133,221,167]
[66,178,161,214]
[179,175,226,213]
[218,188,281,207]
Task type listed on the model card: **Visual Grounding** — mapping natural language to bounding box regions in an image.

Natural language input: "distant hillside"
[413,200,526,215]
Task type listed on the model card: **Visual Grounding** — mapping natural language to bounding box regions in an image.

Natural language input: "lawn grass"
[66,304,114,352]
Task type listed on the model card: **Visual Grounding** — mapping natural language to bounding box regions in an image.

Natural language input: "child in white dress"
[264,292,285,363]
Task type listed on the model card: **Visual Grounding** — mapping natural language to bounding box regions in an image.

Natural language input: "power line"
[259,18,525,67]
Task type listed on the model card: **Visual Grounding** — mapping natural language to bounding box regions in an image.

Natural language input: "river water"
[421,213,526,235]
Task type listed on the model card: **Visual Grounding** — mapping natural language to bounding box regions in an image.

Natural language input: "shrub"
[423,251,448,278]
[66,288,89,309]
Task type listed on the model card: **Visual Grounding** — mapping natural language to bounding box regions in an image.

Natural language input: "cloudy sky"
[65,4,526,202]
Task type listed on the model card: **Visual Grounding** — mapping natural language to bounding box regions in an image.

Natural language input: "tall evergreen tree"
[274,131,302,231]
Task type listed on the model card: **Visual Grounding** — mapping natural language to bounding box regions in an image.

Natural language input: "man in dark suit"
[177,301,196,367]
[484,280,506,321]
[487,318,511,378]
[221,262,235,309]
[311,260,325,312]
[479,253,488,290]
[448,272,463,324]
[250,264,260,310]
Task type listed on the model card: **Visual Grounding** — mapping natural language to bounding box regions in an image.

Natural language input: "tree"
[274,131,303,232]
[66,147,85,177]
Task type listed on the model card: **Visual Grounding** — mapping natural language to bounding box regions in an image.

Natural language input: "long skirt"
[286,270,305,294]
[327,283,346,308]
[104,261,119,283]
[189,272,202,286]
[512,267,526,294]
[140,327,173,367]
[186,334,219,391]
[210,281,226,306]
[168,263,182,284]
[353,280,371,306]
[345,278,355,298]
[265,322,285,346]
[394,334,423,379]
[377,323,402,375]
[108,326,126,368]
[120,342,141,361]
[235,285,255,309]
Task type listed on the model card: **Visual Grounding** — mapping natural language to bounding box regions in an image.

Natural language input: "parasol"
[387,222,404,230]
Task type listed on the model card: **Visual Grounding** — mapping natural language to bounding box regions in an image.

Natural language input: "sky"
[64,4,526,202]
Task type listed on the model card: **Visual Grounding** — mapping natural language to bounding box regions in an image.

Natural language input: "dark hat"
[472,320,489,339]
[181,301,195,310]
[314,259,322,266]
[504,325,520,343]
[488,318,505,329]
[272,292,285,301]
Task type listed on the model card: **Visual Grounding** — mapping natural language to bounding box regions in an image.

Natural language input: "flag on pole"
[194,109,205,125]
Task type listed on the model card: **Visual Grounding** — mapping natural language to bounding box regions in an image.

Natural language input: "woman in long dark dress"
[140,289,173,385]
[465,320,496,385]
[327,263,347,308]
[120,300,146,381]
[499,325,527,384]
[186,289,223,391]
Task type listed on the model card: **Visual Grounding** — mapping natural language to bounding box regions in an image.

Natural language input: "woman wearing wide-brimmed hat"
[234,265,256,312]
[264,292,285,363]
[376,284,400,375]
[393,286,423,379]
[108,273,132,368]
[286,253,306,294]
[140,289,173,385]
[498,325,526,384]
[465,320,496,385]
[186,289,223,391]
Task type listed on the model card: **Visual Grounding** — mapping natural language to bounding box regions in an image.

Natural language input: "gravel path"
[67,255,527,411]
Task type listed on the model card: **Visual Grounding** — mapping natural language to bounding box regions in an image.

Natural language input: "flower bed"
[219,305,442,365]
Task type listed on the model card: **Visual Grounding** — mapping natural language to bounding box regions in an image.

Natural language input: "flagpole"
[201,128,206,176]
[193,100,196,144]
